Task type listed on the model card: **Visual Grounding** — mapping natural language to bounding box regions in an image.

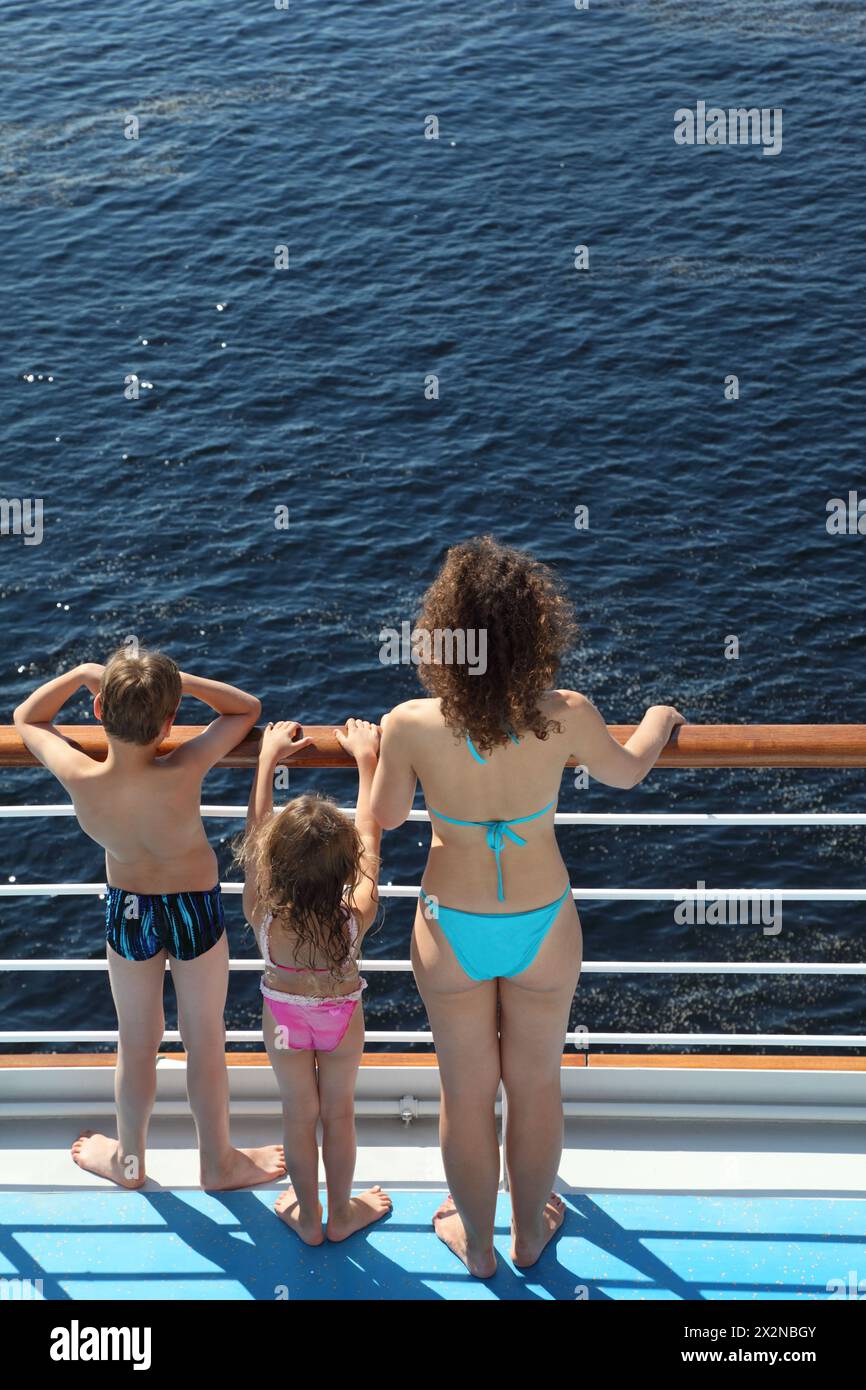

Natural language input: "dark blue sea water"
[2,0,866,1051]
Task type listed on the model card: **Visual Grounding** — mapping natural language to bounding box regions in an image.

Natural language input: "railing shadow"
[2,1186,861,1301]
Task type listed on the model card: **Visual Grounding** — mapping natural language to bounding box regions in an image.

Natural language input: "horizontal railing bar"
[1,1030,865,1046]
[6,724,866,769]
[3,883,866,902]
[578,961,866,975]
[0,957,411,973]
[5,804,866,828]
[550,812,866,826]
[1,959,864,975]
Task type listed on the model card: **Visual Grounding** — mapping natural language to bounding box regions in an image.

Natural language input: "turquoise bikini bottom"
[419,885,573,982]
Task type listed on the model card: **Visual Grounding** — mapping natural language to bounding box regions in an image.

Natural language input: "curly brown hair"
[415,536,578,753]
[236,794,370,976]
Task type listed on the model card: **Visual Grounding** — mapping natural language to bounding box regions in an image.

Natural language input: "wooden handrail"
[2,724,866,768]
[2,1053,865,1069]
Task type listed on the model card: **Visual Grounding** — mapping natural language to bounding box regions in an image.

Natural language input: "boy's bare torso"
[67,753,218,894]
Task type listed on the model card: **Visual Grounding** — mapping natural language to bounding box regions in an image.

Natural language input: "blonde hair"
[99,648,181,745]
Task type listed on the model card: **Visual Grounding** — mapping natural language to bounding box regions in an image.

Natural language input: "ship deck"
[2,1054,865,1302]
[3,725,866,1302]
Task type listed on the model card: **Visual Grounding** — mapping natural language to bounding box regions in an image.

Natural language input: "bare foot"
[71,1131,146,1189]
[326,1186,393,1242]
[511,1192,566,1268]
[275,1187,325,1245]
[201,1145,286,1191]
[432,1195,497,1278]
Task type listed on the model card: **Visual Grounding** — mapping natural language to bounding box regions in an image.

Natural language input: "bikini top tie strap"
[465,731,520,764]
[483,820,527,901]
[426,801,557,901]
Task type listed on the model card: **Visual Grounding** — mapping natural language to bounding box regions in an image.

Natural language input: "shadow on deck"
[2,1189,865,1301]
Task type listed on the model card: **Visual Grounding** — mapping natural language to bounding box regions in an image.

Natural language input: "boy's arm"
[169,672,263,774]
[334,719,382,935]
[242,720,313,924]
[13,663,104,787]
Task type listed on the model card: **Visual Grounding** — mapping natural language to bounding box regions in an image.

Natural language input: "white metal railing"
[1,803,865,1049]
[4,884,866,902]
[5,884,866,906]
[3,959,865,975]
[6,803,866,826]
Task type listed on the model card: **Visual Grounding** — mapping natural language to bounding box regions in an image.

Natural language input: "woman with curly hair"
[372,536,683,1278]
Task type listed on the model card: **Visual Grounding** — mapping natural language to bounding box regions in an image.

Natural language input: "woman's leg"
[169,935,285,1189]
[499,896,582,1266]
[263,1006,325,1245]
[316,1005,392,1240]
[412,906,501,1278]
[72,943,166,1188]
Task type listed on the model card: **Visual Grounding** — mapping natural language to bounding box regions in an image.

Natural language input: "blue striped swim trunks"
[105,884,225,961]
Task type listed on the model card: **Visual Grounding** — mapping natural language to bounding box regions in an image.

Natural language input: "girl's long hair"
[237,793,371,975]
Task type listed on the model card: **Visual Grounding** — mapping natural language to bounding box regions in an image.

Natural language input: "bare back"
[66,752,217,894]
[249,906,363,1001]
[397,692,577,913]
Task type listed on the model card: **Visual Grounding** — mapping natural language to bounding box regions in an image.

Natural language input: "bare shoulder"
[61,758,107,796]
[383,698,439,735]
[18,722,106,790]
[154,745,205,785]
[386,697,438,722]
[548,689,594,722]
[53,743,102,779]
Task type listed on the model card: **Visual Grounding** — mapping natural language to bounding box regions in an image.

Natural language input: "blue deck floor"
[1,1190,864,1301]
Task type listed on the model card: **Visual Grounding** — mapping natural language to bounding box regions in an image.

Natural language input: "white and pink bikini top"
[259,910,365,1007]
[260,910,360,977]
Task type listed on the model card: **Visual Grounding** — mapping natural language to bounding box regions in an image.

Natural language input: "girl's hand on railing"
[258,720,313,764]
[335,718,380,766]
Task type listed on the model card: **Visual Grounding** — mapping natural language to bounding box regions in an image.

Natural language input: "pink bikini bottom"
[261,980,365,1052]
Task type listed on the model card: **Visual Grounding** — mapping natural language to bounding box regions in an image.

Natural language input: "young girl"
[240,717,391,1245]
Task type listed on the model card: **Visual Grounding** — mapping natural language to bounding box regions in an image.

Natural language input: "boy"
[13,649,285,1191]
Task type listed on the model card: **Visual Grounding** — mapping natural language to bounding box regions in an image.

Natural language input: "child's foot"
[201,1145,286,1191]
[71,1131,146,1189]
[432,1194,497,1278]
[326,1186,393,1242]
[275,1187,325,1245]
[511,1192,566,1268]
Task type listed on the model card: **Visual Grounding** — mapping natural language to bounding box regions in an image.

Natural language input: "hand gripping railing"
[2,723,866,1049]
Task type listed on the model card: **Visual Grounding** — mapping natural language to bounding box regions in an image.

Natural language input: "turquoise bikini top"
[426,733,557,901]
